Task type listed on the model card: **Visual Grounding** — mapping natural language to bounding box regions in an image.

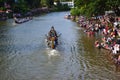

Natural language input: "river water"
[0,12,120,80]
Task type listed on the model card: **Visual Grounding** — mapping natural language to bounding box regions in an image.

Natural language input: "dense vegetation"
[0,0,71,13]
[70,0,120,17]
[1,0,119,17]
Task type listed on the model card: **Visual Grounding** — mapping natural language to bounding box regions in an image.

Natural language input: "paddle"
[57,33,62,37]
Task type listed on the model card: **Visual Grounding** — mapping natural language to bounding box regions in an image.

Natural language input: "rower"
[48,26,58,45]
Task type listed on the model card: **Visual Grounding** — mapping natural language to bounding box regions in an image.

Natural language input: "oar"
[57,33,61,37]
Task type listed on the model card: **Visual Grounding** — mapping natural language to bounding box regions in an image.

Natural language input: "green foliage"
[0,7,5,10]
[41,0,47,7]
[13,0,30,13]
[46,0,54,8]
[73,0,120,17]
[54,1,70,11]
[61,0,72,1]
[70,8,80,16]
[26,0,41,8]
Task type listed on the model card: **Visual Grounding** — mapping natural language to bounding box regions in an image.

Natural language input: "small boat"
[64,14,71,19]
[14,17,32,24]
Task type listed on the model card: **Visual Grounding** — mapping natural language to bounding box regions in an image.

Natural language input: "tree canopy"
[71,0,120,17]
[0,0,55,13]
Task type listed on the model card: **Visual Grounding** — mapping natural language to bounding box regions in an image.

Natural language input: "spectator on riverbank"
[73,13,120,54]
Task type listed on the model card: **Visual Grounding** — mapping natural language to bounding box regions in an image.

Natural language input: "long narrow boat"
[14,17,32,24]
[45,35,58,49]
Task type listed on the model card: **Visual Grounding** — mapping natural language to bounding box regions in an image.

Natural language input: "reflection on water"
[0,12,120,80]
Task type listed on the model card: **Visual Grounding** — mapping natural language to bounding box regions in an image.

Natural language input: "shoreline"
[0,7,52,21]
[65,14,120,69]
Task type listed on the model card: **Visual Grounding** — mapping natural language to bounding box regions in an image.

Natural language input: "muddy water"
[0,12,120,80]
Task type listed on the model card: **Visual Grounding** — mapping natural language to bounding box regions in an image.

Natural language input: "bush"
[54,3,70,11]
[70,8,80,16]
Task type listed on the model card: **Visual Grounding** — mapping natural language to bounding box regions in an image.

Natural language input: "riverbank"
[0,8,49,24]
[0,7,52,21]
[1,6,70,21]
[65,14,120,70]
[13,7,51,18]
[1,12,120,80]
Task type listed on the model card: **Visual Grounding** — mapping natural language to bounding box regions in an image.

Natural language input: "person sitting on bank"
[116,55,120,65]
[117,55,120,61]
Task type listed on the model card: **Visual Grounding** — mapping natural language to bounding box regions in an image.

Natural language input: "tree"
[41,0,46,7]
[26,0,41,8]
[73,0,120,17]
[46,0,54,8]
[70,8,80,16]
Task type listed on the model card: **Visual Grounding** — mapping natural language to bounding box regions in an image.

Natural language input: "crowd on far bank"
[65,13,120,65]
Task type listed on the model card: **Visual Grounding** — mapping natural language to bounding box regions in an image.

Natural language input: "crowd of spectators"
[76,14,120,64]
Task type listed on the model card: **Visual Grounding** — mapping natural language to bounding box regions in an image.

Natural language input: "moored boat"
[64,14,71,19]
[14,17,32,24]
